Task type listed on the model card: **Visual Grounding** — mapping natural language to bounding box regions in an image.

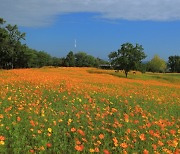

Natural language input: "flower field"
[0,67,179,153]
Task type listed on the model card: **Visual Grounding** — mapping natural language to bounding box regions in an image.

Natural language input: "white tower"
[74,39,77,48]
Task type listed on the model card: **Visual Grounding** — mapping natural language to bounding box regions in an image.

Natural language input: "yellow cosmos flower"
[48,128,52,133]
[89,148,95,153]
[0,141,5,145]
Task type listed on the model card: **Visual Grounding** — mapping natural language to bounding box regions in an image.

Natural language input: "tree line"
[108,44,180,77]
[0,17,180,77]
[0,18,108,69]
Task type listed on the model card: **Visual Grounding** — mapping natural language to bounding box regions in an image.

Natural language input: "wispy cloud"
[1,0,180,27]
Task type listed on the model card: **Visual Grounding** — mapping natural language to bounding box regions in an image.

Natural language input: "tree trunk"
[125,71,128,78]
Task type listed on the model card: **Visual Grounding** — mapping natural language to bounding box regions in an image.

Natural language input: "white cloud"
[0,0,180,27]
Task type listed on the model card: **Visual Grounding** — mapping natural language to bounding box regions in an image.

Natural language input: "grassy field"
[0,67,179,153]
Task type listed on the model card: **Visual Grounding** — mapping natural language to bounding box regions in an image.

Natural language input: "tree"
[75,52,97,67]
[52,57,63,67]
[147,55,167,73]
[0,18,26,69]
[0,17,60,69]
[65,51,75,67]
[75,52,88,67]
[136,63,147,73]
[108,43,146,77]
[168,55,180,73]
[36,51,52,67]
[5,24,25,69]
[0,18,10,68]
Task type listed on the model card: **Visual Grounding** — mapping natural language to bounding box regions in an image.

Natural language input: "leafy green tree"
[52,57,63,67]
[0,18,10,68]
[108,43,146,77]
[75,52,98,67]
[65,51,75,67]
[168,55,180,73]
[0,18,25,69]
[75,52,87,67]
[96,58,109,65]
[136,63,147,73]
[1,17,59,69]
[36,51,52,67]
[19,47,38,68]
[147,55,167,73]
[5,24,25,68]
[86,55,97,67]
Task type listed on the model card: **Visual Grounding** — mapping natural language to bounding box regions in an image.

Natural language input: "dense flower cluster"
[0,68,179,153]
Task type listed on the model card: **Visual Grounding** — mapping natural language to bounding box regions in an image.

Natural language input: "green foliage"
[168,55,180,73]
[0,17,108,69]
[147,55,167,73]
[51,57,63,67]
[37,51,52,67]
[96,58,109,65]
[0,17,58,69]
[65,51,75,67]
[75,52,98,67]
[0,21,26,69]
[108,43,146,77]
[136,63,147,73]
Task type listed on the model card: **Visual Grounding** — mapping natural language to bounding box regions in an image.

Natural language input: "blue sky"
[1,0,180,61]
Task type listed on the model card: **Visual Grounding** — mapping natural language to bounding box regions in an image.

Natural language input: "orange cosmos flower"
[139,134,146,141]
[99,134,104,139]
[47,133,51,137]
[30,120,35,127]
[120,142,128,148]
[95,140,101,145]
[126,128,131,134]
[71,127,76,132]
[75,139,81,145]
[169,129,176,135]
[146,123,151,128]
[134,120,139,124]
[46,143,52,148]
[39,146,45,151]
[143,149,149,154]
[174,149,180,154]
[124,113,129,122]
[94,147,99,152]
[75,144,84,151]
[111,108,117,113]
[37,130,42,134]
[170,139,178,148]
[0,136,5,141]
[103,149,110,154]
[29,149,34,153]
[82,138,87,142]
[53,121,57,126]
[163,148,172,154]
[158,140,164,146]
[152,144,157,150]
[149,130,154,136]
[154,132,160,138]
[77,129,85,136]
[113,137,118,147]
[17,116,21,122]
[0,114,3,119]
[123,150,128,154]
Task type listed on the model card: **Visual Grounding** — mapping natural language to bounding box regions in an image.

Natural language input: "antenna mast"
[74,39,77,48]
